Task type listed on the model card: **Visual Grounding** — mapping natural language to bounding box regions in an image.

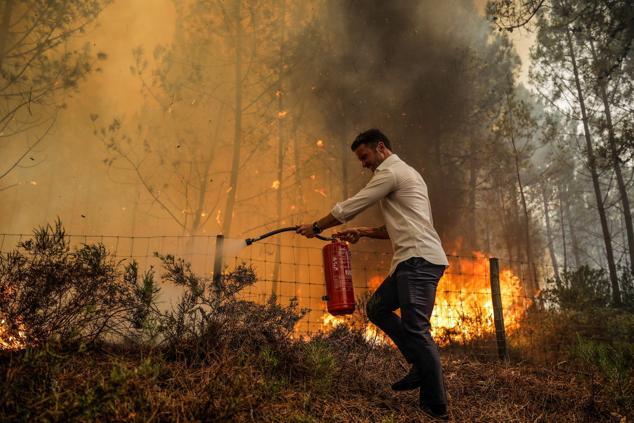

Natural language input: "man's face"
[354,142,387,172]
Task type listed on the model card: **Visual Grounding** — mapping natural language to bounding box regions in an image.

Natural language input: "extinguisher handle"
[315,234,334,242]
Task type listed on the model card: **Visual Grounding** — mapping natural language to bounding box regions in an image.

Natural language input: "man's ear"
[376,141,385,152]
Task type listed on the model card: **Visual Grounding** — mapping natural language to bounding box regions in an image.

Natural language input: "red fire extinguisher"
[245,227,355,316]
[322,240,355,315]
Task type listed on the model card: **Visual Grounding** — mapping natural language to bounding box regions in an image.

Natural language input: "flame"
[318,253,529,347]
[368,275,383,290]
[271,180,280,190]
[316,139,324,148]
[0,318,26,351]
[320,313,387,345]
[432,252,529,345]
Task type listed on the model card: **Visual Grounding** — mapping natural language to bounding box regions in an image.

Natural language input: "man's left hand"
[296,224,317,238]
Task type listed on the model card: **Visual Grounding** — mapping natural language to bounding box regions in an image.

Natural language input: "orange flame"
[0,318,26,350]
[432,252,529,344]
[320,313,387,345]
[319,253,529,346]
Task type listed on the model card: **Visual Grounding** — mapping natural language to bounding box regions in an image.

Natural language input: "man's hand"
[334,228,363,244]
[296,223,318,238]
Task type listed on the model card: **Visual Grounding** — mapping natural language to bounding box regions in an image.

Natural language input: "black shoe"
[391,365,422,391]
[419,403,449,421]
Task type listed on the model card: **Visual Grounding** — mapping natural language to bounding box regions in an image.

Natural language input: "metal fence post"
[489,257,509,361]
[213,235,224,298]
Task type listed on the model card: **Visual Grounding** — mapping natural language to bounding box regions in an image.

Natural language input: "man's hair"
[351,129,392,151]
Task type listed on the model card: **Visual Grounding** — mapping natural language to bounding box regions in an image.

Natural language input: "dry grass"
[1,225,631,422]
[1,326,628,422]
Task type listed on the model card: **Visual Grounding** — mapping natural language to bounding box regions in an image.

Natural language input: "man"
[297,129,450,420]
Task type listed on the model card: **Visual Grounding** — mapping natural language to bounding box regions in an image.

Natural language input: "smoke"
[293,0,497,245]
[0,0,517,258]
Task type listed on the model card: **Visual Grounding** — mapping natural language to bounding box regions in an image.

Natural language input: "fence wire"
[0,232,549,360]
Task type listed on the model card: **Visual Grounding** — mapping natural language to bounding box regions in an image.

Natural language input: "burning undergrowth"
[0,222,630,420]
[322,253,532,351]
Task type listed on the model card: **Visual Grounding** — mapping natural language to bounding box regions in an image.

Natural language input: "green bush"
[544,265,634,310]
[544,266,611,309]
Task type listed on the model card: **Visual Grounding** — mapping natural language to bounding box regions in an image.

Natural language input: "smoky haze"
[294,0,512,248]
[1,0,519,259]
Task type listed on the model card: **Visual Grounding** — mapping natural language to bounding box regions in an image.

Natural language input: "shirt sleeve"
[331,168,396,223]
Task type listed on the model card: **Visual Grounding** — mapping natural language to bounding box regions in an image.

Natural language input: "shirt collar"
[375,154,400,172]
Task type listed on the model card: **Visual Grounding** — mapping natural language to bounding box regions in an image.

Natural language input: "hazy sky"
[1,1,537,236]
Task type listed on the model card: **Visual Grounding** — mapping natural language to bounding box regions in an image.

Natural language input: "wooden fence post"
[489,257,509,361]
[213,235,224,298]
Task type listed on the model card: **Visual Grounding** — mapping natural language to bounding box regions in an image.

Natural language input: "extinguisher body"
[322,240,355,315]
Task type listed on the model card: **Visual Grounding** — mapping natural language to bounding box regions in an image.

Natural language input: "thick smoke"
[294,0,499,245]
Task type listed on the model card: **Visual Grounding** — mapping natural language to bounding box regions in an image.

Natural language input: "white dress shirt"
[331,154,449,275]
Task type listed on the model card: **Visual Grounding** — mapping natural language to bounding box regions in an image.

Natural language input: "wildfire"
[432,253,529,345]
[0,318,26,351]
[318,253,529,347]
[320,313,386,345]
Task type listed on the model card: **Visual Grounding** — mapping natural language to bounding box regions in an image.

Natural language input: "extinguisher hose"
[245,226,334,245]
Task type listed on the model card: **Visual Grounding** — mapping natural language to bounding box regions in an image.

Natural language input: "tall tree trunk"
[222,0,243,238]
[272,0,287,297]
[433,141,446,240]
[563,179,582,268]
[509,183,522,266]
[557,184,569,271]
[591,45,634,275]
[292,101,306,212]
[340,133,349,200]
[507,102,537,293]
[190,107,224,237]
[467,137,478,251]
[541,183,560,280]
[0,0,14,72]
[498,188,514,264]
[565,26,621,305]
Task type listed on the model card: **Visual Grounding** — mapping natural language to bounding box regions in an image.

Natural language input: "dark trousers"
[367,256,447,406]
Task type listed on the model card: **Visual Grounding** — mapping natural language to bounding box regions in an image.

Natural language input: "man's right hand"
[334,228,363,244]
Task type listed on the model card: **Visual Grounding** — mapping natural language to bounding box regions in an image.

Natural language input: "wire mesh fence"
[0,232,549,360]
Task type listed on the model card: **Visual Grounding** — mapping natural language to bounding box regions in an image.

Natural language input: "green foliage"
[302,340,336,394]
[572,336,633,412]
[619,268,634,309]
[544,266,612,309]
[512,272,634,418]
[544,265,634,310]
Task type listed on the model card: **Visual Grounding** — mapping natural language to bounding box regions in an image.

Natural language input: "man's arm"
[296,213,341,237]
[297,168,395,238]
[334,225,389,243]
[358,225,389,239]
